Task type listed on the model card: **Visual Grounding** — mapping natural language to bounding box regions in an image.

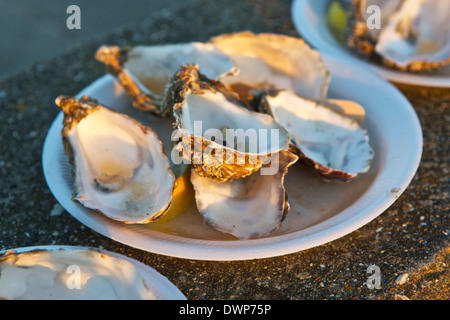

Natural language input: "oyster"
[56,95,175,224]
[190,149,298,239]
[255,90,374,181]
[162,64,293,183]
[346,0,450,71]
[95,43,236,115]
[374,0,450,71]
[209,31,330,102]
[346,0,403,58]
[0,247,159,299]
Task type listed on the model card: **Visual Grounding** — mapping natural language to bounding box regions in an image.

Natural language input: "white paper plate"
[0,245,186,299]
[291,0,450,87]
[42,54,422,261]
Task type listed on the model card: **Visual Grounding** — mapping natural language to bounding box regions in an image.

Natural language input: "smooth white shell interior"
[375,0,450,67]
[265,91,374,176]
[124,42,236,95]
[190,160,287,239]
[179,90,291,155]
[67,107,174,223]
[211,32,330,100]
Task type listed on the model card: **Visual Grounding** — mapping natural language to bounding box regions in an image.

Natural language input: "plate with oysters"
[0,245,186,299]
[43,31,422,260]
[292,0,450,87]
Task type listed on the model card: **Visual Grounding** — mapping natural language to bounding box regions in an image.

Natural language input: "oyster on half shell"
[190,149,298,239]
[95,43,236,116]
[375,0,450,71]
[210,31,330,102]
[346,0,450,71]
[162,64,293,183]
[346,0,403,58]
[255,90,374,181]
[0,248,159,300]
[56,95,175,224]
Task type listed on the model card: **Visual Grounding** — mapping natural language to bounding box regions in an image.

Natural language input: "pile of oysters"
[344,0,450,72]
[56,31,374,240]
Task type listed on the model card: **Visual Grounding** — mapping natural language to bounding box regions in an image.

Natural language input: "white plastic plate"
[42,54,422,261]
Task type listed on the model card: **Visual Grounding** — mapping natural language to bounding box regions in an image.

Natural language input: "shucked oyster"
[0,247,164,300]
[255,90,374,181]
[162,64,293,183]
[95,43,236,116]
[210,31,330,102]
[161,64,299,238]
[346,0,403,58]
[56,95,175,224]
[346,0,450,71]
[190,149,298,239]
[375,0,450,71]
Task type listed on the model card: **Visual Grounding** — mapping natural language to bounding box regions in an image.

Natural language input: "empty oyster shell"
[190,150,298,239]
[255,90,374,181]
[95,43,236,116]
[375,0,450,71]
[56,95,175,224]
[162,64,293,183]
[209,31,330,102]
[0,247,165,299]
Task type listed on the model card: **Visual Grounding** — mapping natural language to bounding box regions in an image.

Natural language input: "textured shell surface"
[374,0,450,71]
[346,0,450,71]
[163,64,293,183]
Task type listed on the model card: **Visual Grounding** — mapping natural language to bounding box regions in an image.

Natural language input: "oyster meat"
[161,64,300,239]
[56,95,175,224]
[346,0,403,58]
[95,42,236,115]
[0,248,158,300]
[375,0,450,71]
[256,90,374,181]
[162,64,293,183]
[346,0,450,71]
[210,31,330,101]
[190,149,298,239]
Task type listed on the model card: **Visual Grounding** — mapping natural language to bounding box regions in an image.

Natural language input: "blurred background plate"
[291,0,450,87]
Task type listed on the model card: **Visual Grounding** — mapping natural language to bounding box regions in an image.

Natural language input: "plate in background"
[291,0,450,87]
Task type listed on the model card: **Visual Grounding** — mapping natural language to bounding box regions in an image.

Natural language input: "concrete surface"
[0,0,448,301]
[0,0,187,79]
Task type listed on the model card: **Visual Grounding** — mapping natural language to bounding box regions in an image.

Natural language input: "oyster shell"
[0,247,159,299]
[95,43,236,116]
[56,95,175,224]
[346,0,403,58]
[346,0,450,71]
[162,64,293,183]
[255,90,374,181]
[209,31,330,102]
[190,149,298,239]
[374,0,450,71]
